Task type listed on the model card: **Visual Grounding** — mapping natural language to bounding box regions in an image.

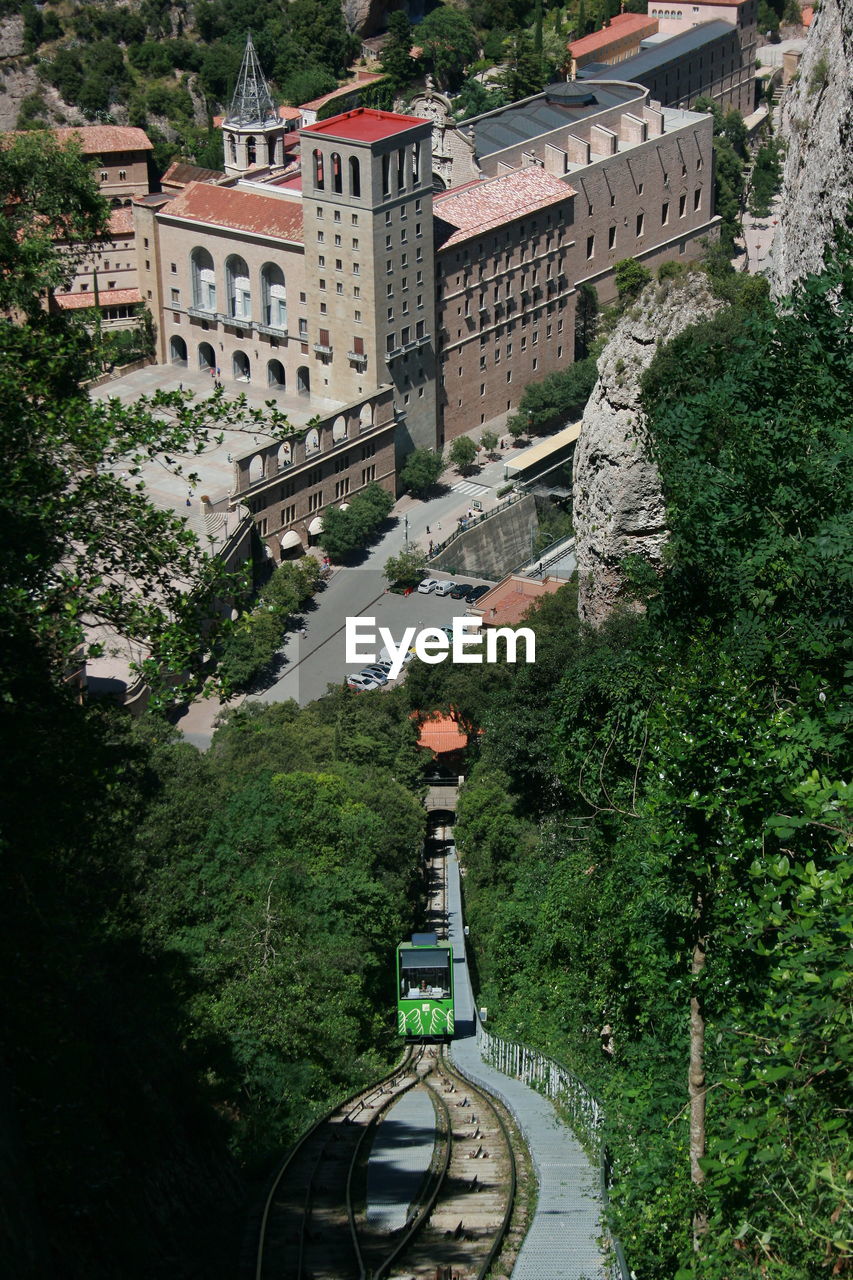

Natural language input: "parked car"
[346,673,382,691]
[360,665,389,685]
[379,646,415,666]
[450,582,474,599]
[433,580,457,597]
[466,585,491,605]
[417,577,442,594]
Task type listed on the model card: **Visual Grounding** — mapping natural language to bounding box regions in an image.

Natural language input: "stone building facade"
[568,13,661,76]
[432,89,717,439]
[134,48,719,560]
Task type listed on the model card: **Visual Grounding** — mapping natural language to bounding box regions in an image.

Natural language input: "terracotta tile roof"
[162,181,304,242]
[51,126,153,153]
[413,711,470,755]
[303,107,426,143]
[298,74,383,112]
[161,161,225,187]
[108,207,134,234]
[54,287,142,309]
[569,13,658,56]
[434,168,576,249]
[469,575,563,627]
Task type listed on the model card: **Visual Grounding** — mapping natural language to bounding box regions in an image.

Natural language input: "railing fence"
[475,1020,632,1280]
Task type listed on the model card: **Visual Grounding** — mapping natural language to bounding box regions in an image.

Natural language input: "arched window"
[191,247,216,312]
[397,147,406,191]
[305,427,320,453]
[261,262,286,329]
[331,152,342,194]
[349,155,360,197]
[169,335,188,365]
[248,452,264,484]
[226,254,251,321]
[267,136,277,166]
[332,414,347,442]
[267,359,285,388]
[382,153,390,196]
[198,341,215,371]
[247,136,257,165]
[233,350,251,381]
[313,149,324,189]
[359,402,373,429]
[297,365,310,395]
[228,134,237,163]
[411,142,420,186]
[277,441,292,468]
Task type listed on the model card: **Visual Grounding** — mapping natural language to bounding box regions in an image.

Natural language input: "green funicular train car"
[396,931,455,1039]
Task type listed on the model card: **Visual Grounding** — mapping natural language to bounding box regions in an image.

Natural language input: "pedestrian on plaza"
[429,540,434,554]
[300,625,308,638]
[426,525,430,534]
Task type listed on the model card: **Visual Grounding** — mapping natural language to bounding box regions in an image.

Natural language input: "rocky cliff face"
[572,273,720,628]
[769,0,853,296]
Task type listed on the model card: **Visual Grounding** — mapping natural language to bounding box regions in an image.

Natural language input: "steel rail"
[254,1044,416,1280]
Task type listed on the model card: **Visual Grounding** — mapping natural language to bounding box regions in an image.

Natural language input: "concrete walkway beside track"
[447,850,607,1280]
[366,1086,437,1231]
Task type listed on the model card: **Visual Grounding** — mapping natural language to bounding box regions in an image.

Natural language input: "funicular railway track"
[255,811,521,1280]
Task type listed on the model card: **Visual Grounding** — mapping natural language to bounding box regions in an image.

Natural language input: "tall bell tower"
[221,34,285,176]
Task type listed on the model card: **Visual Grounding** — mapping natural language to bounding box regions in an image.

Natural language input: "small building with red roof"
[568,13,659,76]
[412,710,473,761]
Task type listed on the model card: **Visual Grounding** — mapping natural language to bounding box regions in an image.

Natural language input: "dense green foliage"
[217,557,319,692]
[423,237,853,1277]
[748,137,784,218]
[448,434,479,474]
[614,256,652,299]
[384,545,431,588]
[507,356,597,436]
[416,6,480,92]
[693,99,749,254]
[319,481,394,560]
[399,447,445,496]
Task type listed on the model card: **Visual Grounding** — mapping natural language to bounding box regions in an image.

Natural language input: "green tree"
[747,137,783,217]
[574,281,599,360]
[507,357,598,435]
[319,482,394,560]
[614,256,652,300]
[380,10,415,91]
[448,435,479,474]
[480,429,499,455]
[399,447,445,496]
[384,545,431,587]
[417,6,479,91]
[494,30,547,100]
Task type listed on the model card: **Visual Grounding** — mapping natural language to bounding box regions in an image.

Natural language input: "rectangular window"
[281,504,296,526]
[361,465,376,485]
[336,259,342,271]
[353,286,361,298]
[170,262,177,273]
[694,188,701,211]
[679,193,687,217]
[171,288,180,304]
[334,234,341,246]
[353,263,360,275]
[352,238,359,249]
[352,213,358,225]
[317,231,324,243]
[608,225,616,249]
[318,255,325,267]
[353,336,364,355]
[636,213,645,237]
[480,384,486,396]
[354,309,362,321]
[638,182,644,195]
[299,318,308,338]
[336,283,343,295]
[586,235,594,259]
[662,201,670,225]
[319,279,326,291]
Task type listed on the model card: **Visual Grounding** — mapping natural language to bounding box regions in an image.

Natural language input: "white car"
[417,578,442,594]
[346,673,381,691]
[379,646,415,666]
[433,580,457,597]
[359,665,389,685]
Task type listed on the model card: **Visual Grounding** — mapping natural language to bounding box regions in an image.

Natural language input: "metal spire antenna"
[227,32,277,126]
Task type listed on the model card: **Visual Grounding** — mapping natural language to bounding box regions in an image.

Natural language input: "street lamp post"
[404,514,409,552]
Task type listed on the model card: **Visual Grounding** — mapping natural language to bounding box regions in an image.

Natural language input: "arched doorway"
[233,350,250,382]
[198,341,215,371]
[169,335,188,365]
[297,365,310,395]
[267,359,285,388]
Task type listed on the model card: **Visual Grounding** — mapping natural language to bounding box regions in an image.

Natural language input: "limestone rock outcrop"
[769,0,853,296]
[572,273,720,628]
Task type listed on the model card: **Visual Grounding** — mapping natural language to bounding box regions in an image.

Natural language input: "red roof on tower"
[302,108,428,143]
